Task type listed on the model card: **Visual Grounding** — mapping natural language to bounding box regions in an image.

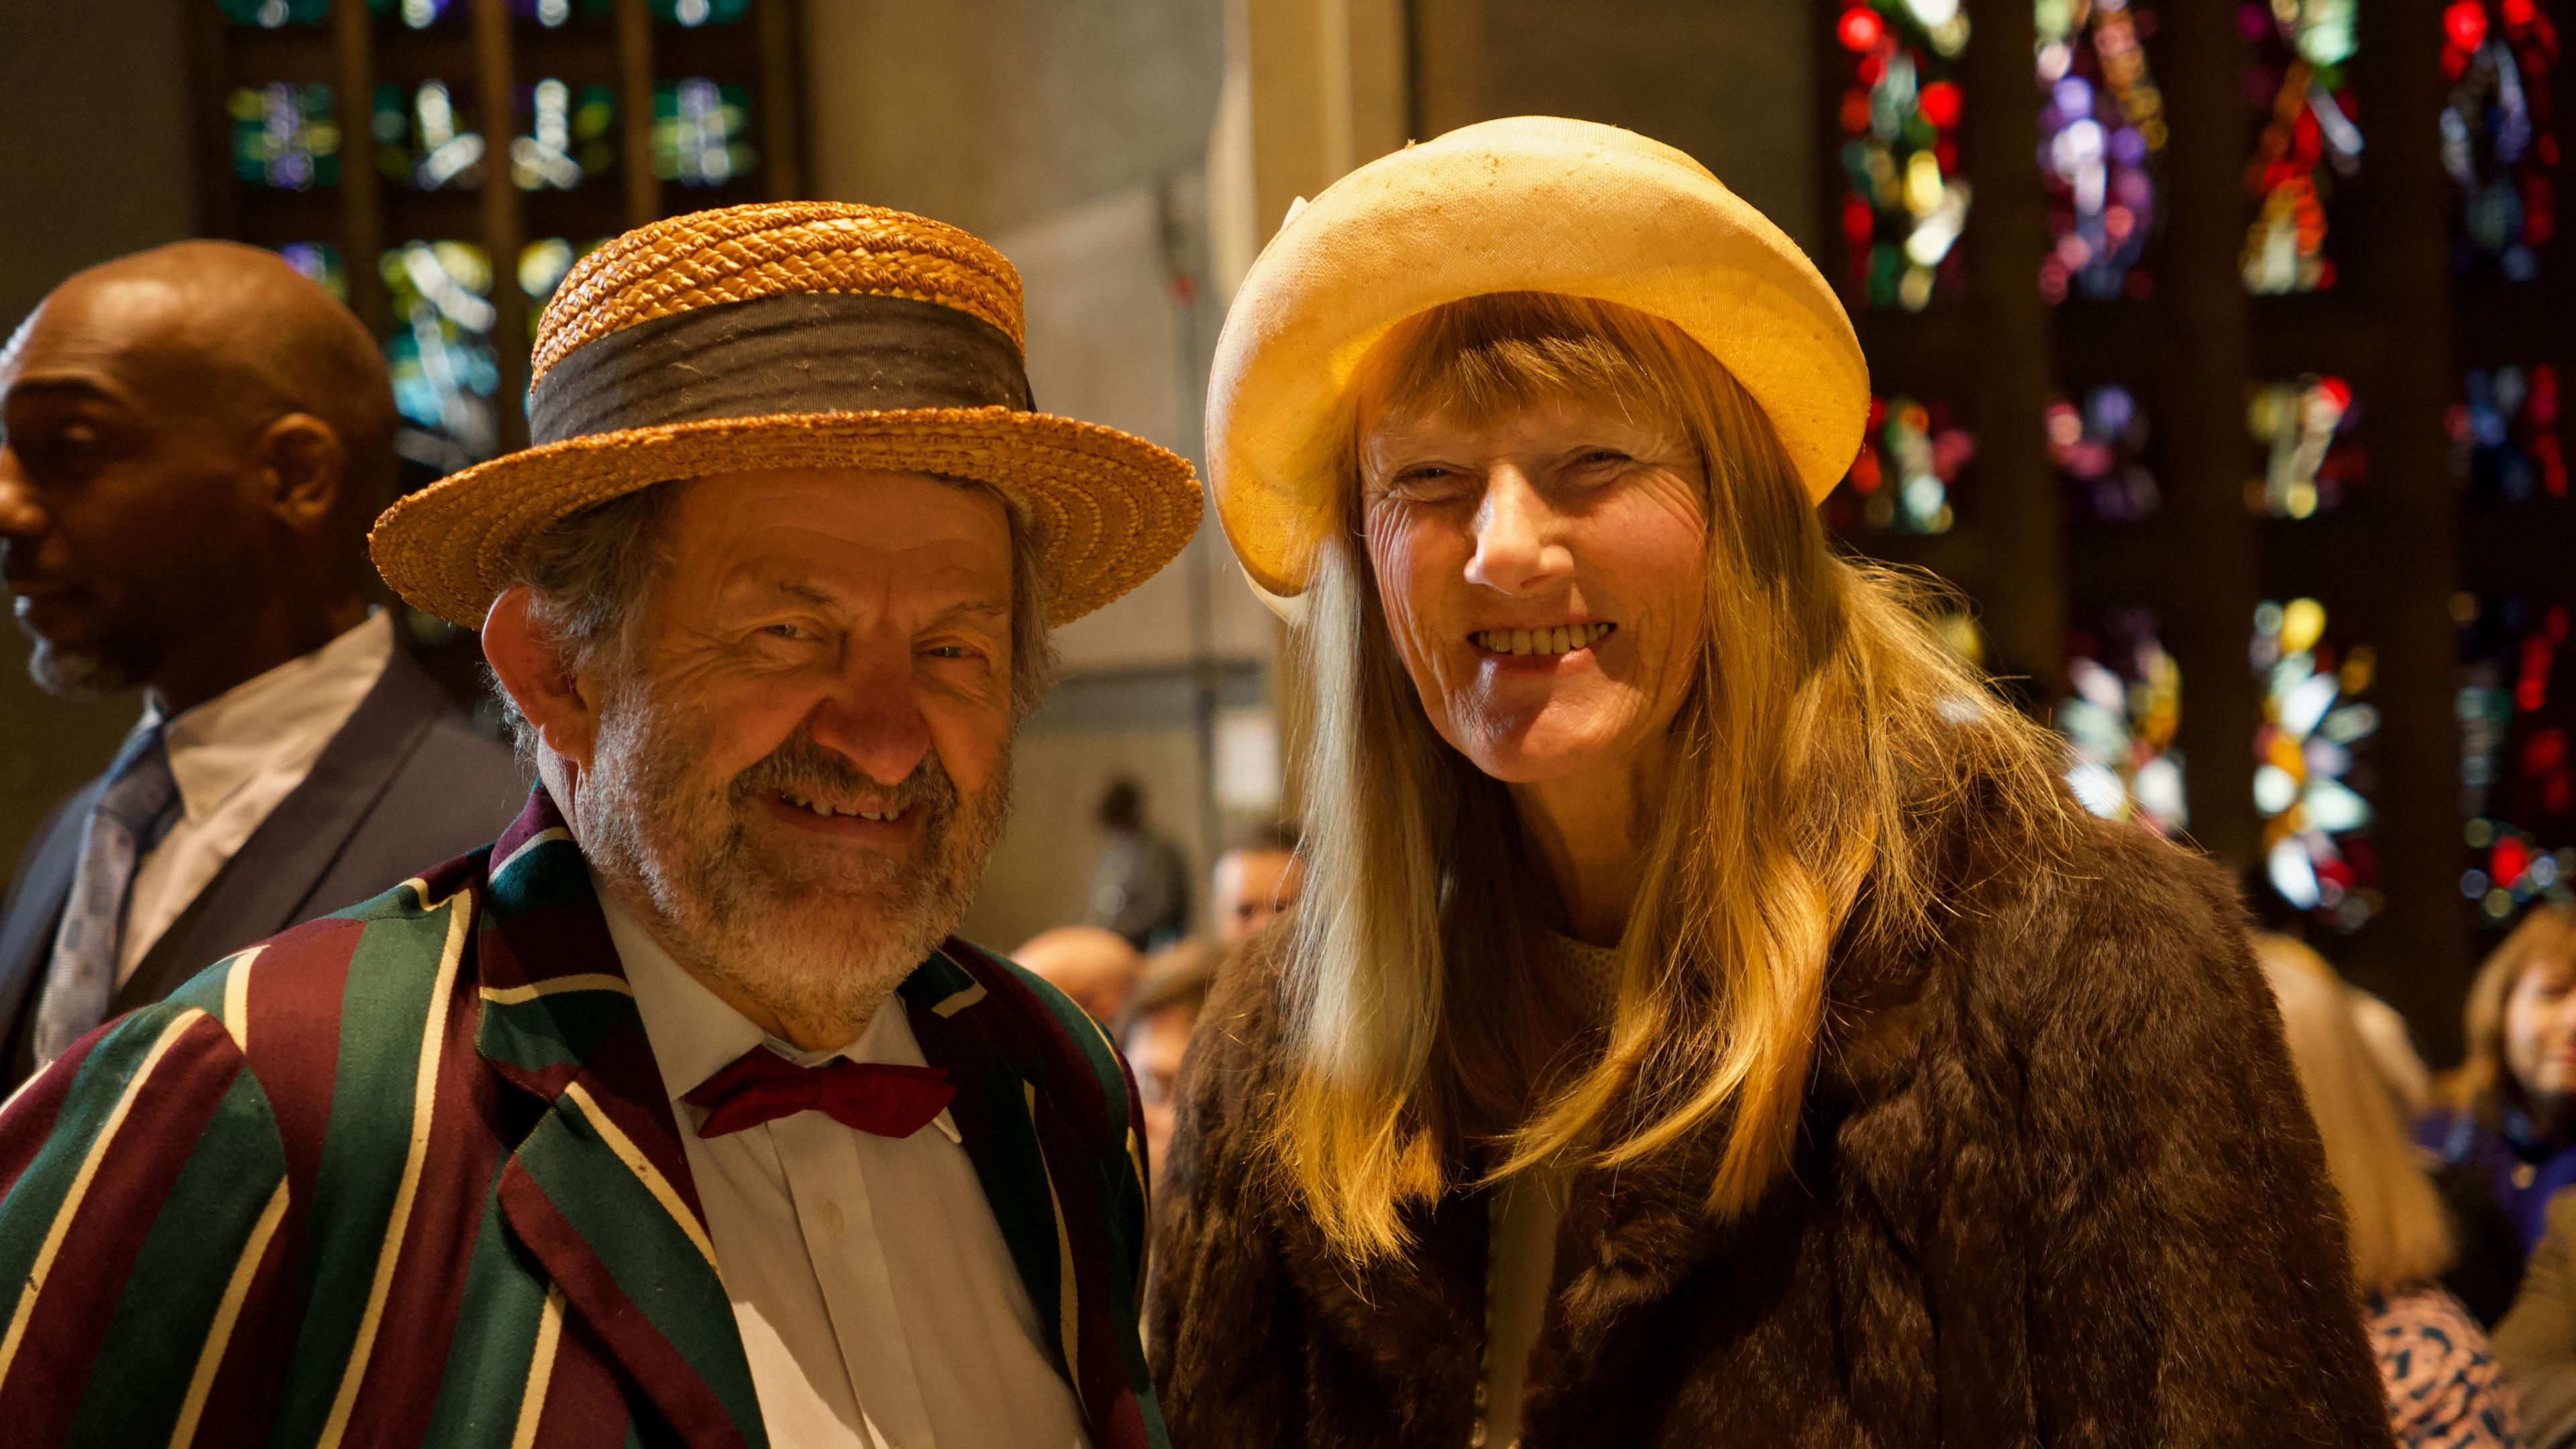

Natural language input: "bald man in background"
[0,241,523,1087]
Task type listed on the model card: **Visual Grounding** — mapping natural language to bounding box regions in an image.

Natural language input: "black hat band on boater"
[528,290,1037,446]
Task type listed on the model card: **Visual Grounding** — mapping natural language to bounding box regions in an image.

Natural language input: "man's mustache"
[731,734,957,818]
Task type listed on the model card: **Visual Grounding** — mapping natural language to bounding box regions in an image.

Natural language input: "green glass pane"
[651,78,757,186]
[228,83,340,190]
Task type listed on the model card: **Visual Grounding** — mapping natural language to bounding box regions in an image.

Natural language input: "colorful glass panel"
[652,78,757,187]
[2247,374,2363,518]
[2453,364,2569,500]
[2252,597,2381,931]
[220,0,329,25]
[1834,1,1972,312]
[2460,594,2576,924]
[2049,382,2160,521]
[229,83,339,191]
[374,83,485,191]
[1827,395,1972,535]
[518,237,606,340]
[653,0,751,23]
[515,0,612,22]
[2061,608,2188,835]
[2037,0,2167,303]
[369,0,462,26]
[278,242,349,303]
[2241,0,2363,294]
[513,79,616,191]
[2443,0,2560,280]
[382,241,498,462]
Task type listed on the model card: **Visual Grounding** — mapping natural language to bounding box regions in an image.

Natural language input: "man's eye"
[762,623,808,641]
[925,644,971,659]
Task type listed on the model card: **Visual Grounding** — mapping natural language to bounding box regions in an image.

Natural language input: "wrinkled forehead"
[662,468,1016,610]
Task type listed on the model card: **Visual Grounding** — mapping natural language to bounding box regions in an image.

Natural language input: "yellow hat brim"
[369,406,1201,629]
[1207,115,1868,598]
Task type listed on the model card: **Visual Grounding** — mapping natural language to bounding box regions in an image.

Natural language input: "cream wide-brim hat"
[1207,115,1868,600]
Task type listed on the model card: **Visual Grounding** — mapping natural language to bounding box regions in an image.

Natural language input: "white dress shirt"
[596,876,1091,1449]
[117,611,396,981]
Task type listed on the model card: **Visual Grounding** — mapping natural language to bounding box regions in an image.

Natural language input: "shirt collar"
[592,867,959,1143]
[151,610,397,823]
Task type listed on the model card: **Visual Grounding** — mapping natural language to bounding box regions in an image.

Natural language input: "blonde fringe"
[1265,294,2071,1260]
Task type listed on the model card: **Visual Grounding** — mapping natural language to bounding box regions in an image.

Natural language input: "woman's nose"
[1462,467,1572,595]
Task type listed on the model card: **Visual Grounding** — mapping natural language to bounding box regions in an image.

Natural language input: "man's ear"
[483,584,602,769]
[252,413,346,529]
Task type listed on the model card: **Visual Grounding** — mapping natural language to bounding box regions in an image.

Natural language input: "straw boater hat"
[1207,115,1868,603]
[371,201,1201,627]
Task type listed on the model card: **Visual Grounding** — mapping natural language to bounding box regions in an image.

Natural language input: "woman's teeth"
[780,791,902,822]
[1472,622,1615,657]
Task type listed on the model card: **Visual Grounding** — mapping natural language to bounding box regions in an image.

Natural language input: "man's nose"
[804,639,935,786]
[1462,466,1572,595]
[0,456,47,543]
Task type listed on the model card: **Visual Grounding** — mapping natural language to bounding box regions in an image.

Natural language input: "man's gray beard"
[577,684,1012,1040]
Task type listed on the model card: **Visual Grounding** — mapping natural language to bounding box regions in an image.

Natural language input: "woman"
[1148,117,2385,1445]
[2428,906,2576,1275]
[2258,934,2521,1446]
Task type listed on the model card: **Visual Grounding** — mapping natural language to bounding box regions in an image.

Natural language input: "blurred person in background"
[2258,934,2523,1447]
[2428,907,2576,1274]
[1085,775,1192,950]
[0,241,521,1091]
[1014,923,1146,1024]
[2491,1179,2576,1447]
[1211,816,1303,945]
[1119,938,1216,1187]
[1150,117,2387,1446]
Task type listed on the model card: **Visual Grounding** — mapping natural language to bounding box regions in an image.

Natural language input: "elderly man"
[0,205,1196,1449]
[0,241,522,1088]
[1015,924,1146,1023]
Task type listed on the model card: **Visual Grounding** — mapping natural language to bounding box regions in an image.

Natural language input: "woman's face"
[2506,955,2576,1119]
[1359,394,1707,786]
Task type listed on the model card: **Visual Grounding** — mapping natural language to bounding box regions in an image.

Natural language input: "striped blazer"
[0,790,1170,1449]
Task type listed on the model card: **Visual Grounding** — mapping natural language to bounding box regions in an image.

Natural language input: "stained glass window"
[375,83,485,191]
[229,83,340,191]
[2461,594,2576,924]
[2241,0,2363,294]
[370,0,463,27]
[518,237,605,339]
[1834,1,1972,312]
[2061,608,2188,835]
[2443,0,2560,280]
[513,80,616,191]
[382,241,498,462]
[2049,382,2160,521]
[1827,394,1972,535]
[654,0,751,23]
[278,242,349,303]
[2247,373,2363,518]
[2454,364,2569,500]
[2037,0,2167,303]
[653,78,757,187]
[2253,597,2381,930]
[221,0,328,25]
[515,0,612,23]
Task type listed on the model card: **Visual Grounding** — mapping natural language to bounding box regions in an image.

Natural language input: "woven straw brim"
[369,407,1200,628]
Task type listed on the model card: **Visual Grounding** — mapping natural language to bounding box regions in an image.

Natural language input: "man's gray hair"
[490,478,1058,775]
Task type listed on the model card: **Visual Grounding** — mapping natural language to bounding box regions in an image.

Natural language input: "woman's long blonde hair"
[1271,292,2072,1259]
[2443,903,2576,1127]
[2256,934,2453,1295]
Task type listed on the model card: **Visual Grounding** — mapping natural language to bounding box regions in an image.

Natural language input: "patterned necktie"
[34,721,181,1067]
[682,1045,956,1140]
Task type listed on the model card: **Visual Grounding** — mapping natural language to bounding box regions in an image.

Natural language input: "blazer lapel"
[902,950,1171,1449]
[0,781,104,1055]
[148,649,454,979]
[471,792,767,1449]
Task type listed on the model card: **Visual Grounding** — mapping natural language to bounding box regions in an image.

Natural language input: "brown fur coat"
[1146,814,2390,1446]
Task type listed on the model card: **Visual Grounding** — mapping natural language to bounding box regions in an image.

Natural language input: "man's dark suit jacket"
[0,647,525,1087]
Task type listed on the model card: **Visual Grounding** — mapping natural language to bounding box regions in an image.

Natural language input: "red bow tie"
[682,1046,957,1140]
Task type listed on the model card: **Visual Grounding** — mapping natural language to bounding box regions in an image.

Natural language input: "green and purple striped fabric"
[0,789,1169,1449]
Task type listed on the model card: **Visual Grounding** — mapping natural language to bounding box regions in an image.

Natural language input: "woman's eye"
[1577,448,1629,466]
